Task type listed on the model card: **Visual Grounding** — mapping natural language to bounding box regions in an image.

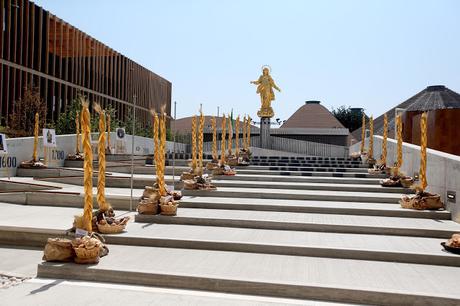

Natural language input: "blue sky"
[34,0,460,122]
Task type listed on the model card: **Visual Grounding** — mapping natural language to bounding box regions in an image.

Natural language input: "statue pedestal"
[260,117,271,149]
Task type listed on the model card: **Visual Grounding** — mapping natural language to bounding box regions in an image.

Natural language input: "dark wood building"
[1,0,171,127]
[402,85,460,156]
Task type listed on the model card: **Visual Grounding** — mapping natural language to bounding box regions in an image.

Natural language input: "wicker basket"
[160,203,179,216]
[181,172,195,180]
[74,246,101,259]
[400,178,414,188]
[97,222,126,234]
[380,178,401,187]
[212,168,224,176]
[183,180,198,190]
[137,201,158,215]
[227,158,238,166]
[206,162,218,170]
[421,194,444,210]
[74,256,99,264]
[400,194,444,210]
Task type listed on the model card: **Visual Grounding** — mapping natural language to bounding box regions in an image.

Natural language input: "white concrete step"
[211,179,411,194]
[183,187,403,203]
[3,278,332,306]
[180,197,450,219]
[231,169,386,178]
[37,244,460,305]
[244,165,369,173]
[218,173,382,185]
[3,222,458,267]
[33,175,407,194]
[136,207,460,238]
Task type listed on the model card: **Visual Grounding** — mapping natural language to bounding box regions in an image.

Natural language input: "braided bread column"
[220,115,226,165]
[33,113,39,162]
[81,101,93,232]
[419,112,428,191]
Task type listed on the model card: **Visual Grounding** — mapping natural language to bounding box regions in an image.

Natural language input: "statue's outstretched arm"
[273,83,281,92]
[250,80,260,85]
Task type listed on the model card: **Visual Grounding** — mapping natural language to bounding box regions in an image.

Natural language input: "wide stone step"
[183,187,402,203]
[217,173,381,185]
[1,222,458,267]
[37,245,460,305]
[136,207,460,238]
[0,189,447,220]
[248,162,366,168]
[234,169,386,178]
[4,278,328,306]
[180,197,450,219]
[211,180,412,194]
[244,165,369,173]
[33,175,406,194]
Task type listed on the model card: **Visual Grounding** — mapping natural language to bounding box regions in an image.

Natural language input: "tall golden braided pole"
[198,111,204,175]
[94,104,109,212]
[211,116,217,161]
[360,113,366,153]
[81,100,93,232]
[246,116,251,149]
[151,110,160,176]
[381,113,388,165]
[419,112,428,191]
[396,114,403,172]
[235,115,240,157]
[227,114,233,156]
[220,114,227,165]
[191,115,197,171]
[368,115,374,159]
[106,113,111,152]
[75,111,80,154]
[158,108,167,196]
[33,112,39,162]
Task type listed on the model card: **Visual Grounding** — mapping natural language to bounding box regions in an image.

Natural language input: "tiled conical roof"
[281,101,346,129]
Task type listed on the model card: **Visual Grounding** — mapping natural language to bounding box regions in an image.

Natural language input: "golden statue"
[250,66,281,118]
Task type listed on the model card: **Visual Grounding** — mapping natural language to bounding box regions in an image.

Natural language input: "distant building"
[352,85,460,156]
[0,0,171,126]
[277,101,349,146]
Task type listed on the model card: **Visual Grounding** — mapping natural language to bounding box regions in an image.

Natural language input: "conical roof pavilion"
[281,101,345,129]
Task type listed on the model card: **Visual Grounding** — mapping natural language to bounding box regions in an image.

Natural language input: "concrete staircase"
[2,156,460,305]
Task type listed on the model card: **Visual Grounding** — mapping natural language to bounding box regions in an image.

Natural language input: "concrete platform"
[244,165,369,173]
[211,179,412,194]
[135,207,460,238]
[33,175,407,194]
[218,173,382,185]
[37,244,460,305]
[179,197,450,219]
[2,278,329,306]
[183,187,403,203]
[231,169,386,178]
[2,221,459,267]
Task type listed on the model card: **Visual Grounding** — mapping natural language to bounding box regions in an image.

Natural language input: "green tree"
[332,106,368,132]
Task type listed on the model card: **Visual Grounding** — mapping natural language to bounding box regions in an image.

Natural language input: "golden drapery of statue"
[250,66,281,118]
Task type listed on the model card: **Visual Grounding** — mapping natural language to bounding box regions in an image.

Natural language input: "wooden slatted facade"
[0,0,171,126]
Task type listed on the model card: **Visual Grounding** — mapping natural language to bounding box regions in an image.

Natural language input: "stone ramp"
[37,244,460,305]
